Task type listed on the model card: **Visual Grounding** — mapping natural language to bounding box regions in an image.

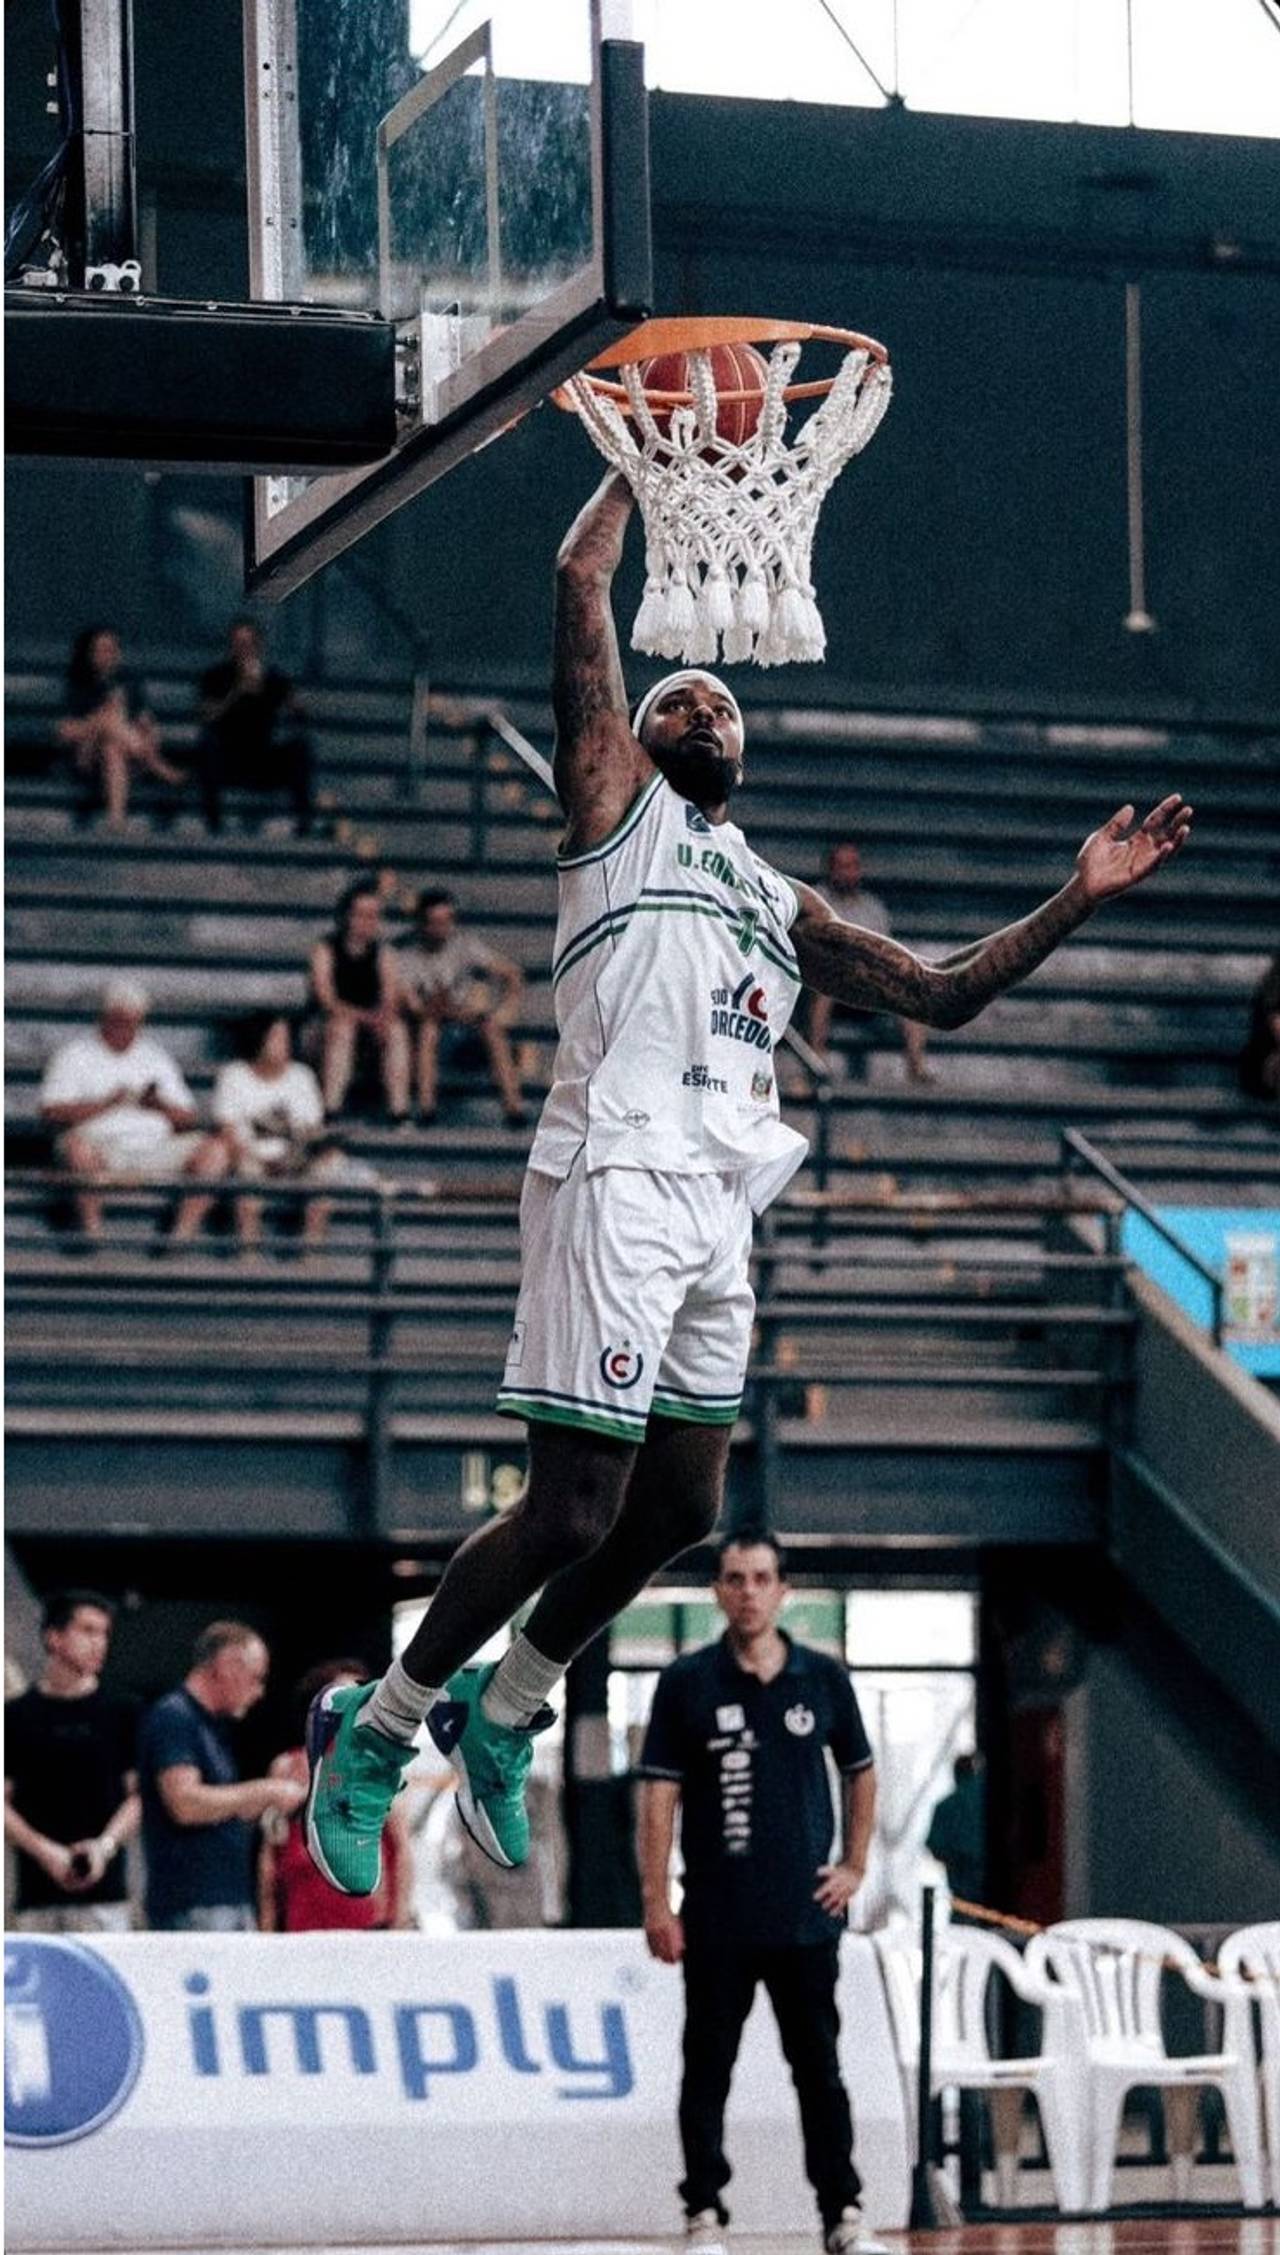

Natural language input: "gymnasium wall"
[5,0,1279,710]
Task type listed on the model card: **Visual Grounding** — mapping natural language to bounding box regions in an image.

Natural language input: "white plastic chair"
[874,1923,1090,2214]
[1025,1917,1265,2213]
[1219,1921,1280,2211]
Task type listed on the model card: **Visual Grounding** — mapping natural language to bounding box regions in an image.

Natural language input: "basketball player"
[306,469,1193,1889]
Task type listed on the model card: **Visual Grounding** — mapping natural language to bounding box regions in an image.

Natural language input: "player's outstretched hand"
[1075,793,1193,905]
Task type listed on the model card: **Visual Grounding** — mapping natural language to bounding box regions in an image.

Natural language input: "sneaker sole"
[302,1688,380,1898]
[448,1735,520,1872]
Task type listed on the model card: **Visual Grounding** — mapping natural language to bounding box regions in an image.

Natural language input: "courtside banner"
[5,1928,910,2244]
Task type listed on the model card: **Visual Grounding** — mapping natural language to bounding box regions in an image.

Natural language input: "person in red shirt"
[259,1661,415,1932]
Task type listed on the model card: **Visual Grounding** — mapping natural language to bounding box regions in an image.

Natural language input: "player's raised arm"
[791,794,1193,1029]
[553,470,652,851]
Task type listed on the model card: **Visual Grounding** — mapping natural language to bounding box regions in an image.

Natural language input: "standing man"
[636,1535,885,2255]
[807,841,933,1085]
[138,1621,303,1932]
[304,468,1192,1896]
[4,1590,140,1933]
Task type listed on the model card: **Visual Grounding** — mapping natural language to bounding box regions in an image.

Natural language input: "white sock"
[481,1633,563,1729]
[357,1656,439,1747]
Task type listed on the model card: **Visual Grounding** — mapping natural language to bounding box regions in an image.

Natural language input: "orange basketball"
[639,340,769,446]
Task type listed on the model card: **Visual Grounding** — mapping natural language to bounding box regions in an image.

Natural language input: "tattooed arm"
[552,471,652,854]
[791,795,1193,1028]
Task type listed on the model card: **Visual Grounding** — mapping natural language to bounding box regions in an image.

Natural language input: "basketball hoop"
[555,317,892,667]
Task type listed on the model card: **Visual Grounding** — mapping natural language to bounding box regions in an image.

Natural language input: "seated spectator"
[4,1588,140,1935]
[56,625,185,830]
[196,618,313,836]
[214,1012,343,1255]
[40,979,230,1244]
[258,1660,414,1932]
[138,1620,303,1933]
[1239,951,1280,1101]
[807,841,934,1085]
[397,887,527,1126]
[307,878,411,1124]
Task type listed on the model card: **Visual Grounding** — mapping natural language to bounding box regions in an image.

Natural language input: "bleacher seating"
[5,651,1277,1526]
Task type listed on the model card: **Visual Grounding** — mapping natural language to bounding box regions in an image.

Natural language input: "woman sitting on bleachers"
[56,626,186,830]
[306,877,411,1125]
[213,1012,345,1256]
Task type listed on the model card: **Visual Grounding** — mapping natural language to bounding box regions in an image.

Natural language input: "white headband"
[631,669,745,749]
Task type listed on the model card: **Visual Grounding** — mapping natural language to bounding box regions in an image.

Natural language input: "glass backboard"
[244,0,650,598]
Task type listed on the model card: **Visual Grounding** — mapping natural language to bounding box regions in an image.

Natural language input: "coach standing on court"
[636,1533,887,2255]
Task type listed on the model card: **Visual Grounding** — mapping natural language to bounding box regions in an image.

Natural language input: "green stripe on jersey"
[557,774,663,869]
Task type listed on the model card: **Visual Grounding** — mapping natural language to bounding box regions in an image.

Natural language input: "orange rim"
[550,316,889,415]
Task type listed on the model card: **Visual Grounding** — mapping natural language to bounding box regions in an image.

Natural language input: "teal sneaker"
[304,1680,417,1896]
[427,1663,552,1870]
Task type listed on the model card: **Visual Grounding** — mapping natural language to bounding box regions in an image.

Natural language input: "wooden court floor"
[883,2220,1280,2252]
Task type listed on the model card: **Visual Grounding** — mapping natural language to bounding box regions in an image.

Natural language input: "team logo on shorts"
[784,1703,816,1737]
[599,1341,645,1389]
[506,1321,525,1368]
[751,1070,773,1102]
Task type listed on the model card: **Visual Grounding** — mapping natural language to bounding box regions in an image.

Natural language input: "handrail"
[1061,1125,1225,1345]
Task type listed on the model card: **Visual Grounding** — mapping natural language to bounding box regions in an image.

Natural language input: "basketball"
[639,340,770,446]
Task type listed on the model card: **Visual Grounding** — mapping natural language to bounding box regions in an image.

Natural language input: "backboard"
[243,0,650,599]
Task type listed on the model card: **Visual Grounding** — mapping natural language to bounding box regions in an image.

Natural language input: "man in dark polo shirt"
[5,1588,140,1932]
[138,1620,303,1931]
[637,1533,885,2255]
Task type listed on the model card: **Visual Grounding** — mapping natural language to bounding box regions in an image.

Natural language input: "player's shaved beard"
[649,723,742,811]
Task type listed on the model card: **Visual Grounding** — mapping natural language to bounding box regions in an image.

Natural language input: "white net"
[565,338,892,667]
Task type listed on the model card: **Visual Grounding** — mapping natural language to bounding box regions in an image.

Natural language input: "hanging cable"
[812,0,896,105]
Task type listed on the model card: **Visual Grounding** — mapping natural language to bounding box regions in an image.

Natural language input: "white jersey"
[529,774,808,1212]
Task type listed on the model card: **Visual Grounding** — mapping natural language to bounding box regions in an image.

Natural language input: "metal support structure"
[70,0,138,284]
[908,1883,947,2229]
[363,1186,398,1536]
[1123,279,1156,635]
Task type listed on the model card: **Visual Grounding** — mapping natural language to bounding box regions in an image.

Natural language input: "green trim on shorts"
[496,1394,644,1445]
[648,1397,742,1427]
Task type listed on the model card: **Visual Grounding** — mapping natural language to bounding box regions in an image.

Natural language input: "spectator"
[925,1750,987,1909]
[4,1589,140,1934]
[807,842,933,1086]
[1238,950,1280,1101]
[56,625,186,830]
[636,1533,885,2255]
[138,1620,303,1932]
[196,617,313,836]
[308,878,411,1123]
[40,979,231,1244]
[396,888,527,1125]
[213,1012,343,1254]
[258,1660,414,1932]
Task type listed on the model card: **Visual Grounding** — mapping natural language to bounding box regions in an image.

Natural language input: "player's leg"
[306,1421,636,1890]
[762,1943,870,2247]
[521,1417,729,1662]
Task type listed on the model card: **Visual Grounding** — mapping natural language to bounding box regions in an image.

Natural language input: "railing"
[1060,1124,1226,1346]
[6,1162,1131,1533]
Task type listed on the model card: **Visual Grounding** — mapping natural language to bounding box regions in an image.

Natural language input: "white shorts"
[496,1163,756,1444]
